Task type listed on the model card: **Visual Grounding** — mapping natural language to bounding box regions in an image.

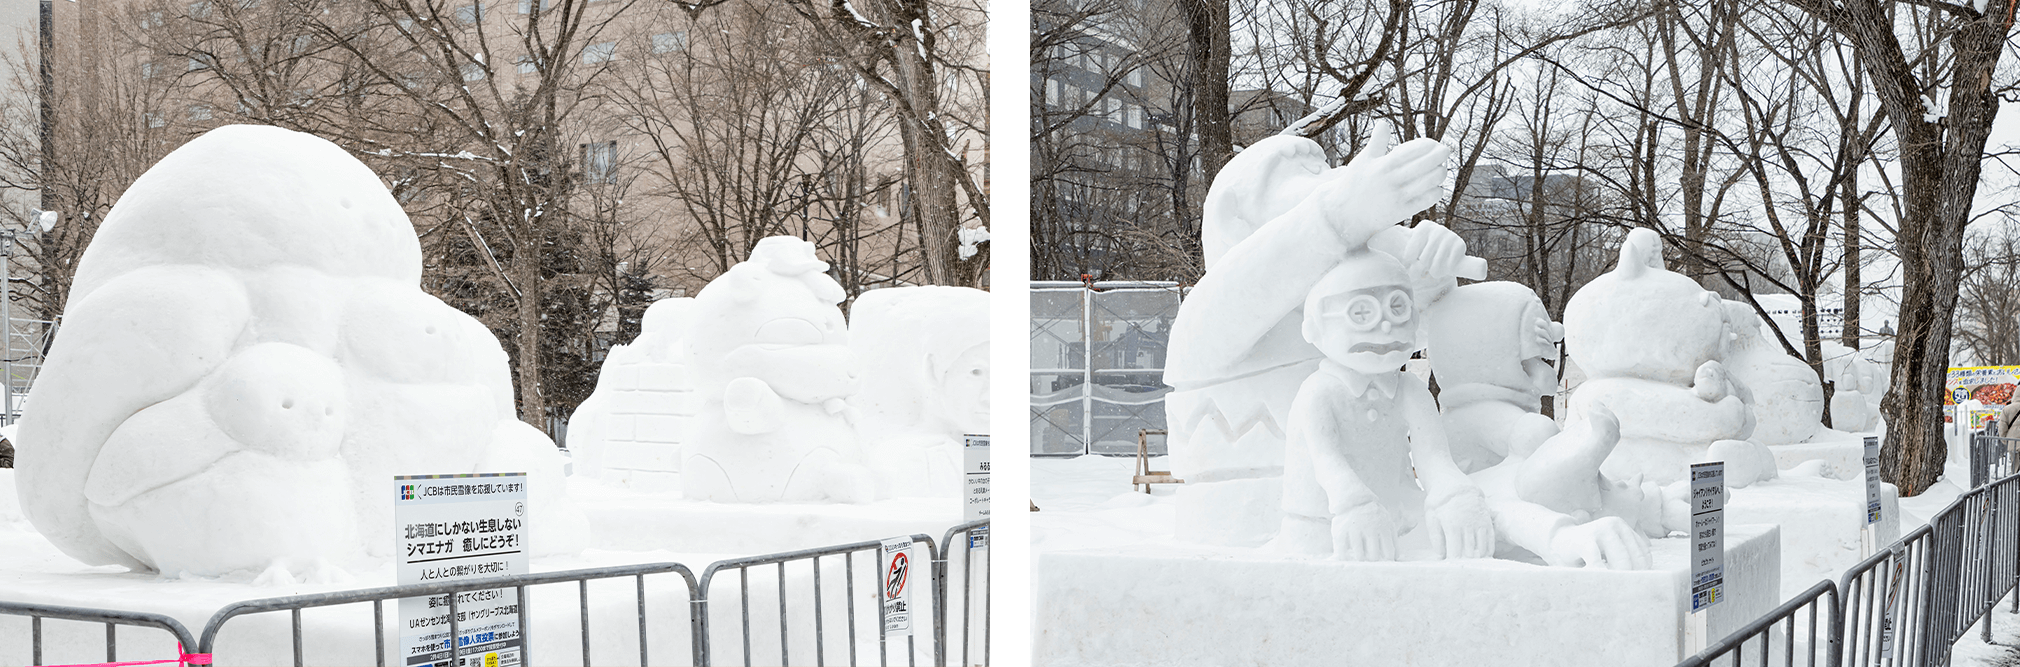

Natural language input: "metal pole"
[1081,286,1092,455]
[39,0,54,217]
[6,231,16,427]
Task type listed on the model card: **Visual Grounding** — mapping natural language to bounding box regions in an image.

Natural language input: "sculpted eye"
[754,318,823,347]
[1386,291,1411,320]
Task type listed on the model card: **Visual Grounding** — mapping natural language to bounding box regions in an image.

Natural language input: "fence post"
[690,576,711,667]
[933,536,948,667]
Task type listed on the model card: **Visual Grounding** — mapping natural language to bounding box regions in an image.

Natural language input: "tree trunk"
[1788,0,2008,496]
[1178,0,1231,183]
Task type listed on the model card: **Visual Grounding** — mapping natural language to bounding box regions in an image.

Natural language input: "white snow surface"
[12,125,587,577]
[565,297,695,486]
[681,237,874,504]
[850,285,988,498]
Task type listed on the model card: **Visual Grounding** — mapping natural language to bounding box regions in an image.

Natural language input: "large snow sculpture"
[681,237,876,503]
[1165,126,1484,550]
[1721,302,1824,445]
[15,125,585,576]
[850,286,989,498]
[566,298,695,485]
[1561,229,1776,486]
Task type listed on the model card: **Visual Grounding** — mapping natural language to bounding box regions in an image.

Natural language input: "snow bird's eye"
[754,318,823,347]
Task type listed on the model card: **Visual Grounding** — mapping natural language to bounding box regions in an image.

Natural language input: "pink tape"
[44,644,211,667]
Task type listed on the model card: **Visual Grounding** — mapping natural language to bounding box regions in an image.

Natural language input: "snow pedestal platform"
[568,478,962,555]
[1034,524,1780,667]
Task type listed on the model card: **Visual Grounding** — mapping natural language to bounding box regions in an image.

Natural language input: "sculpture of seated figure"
[1561,228,1777,487]
[1277,242,1496,561]
[681,236,877,503]
[1426,281,1675,569]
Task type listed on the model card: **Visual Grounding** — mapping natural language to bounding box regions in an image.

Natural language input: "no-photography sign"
[881,536,914,637]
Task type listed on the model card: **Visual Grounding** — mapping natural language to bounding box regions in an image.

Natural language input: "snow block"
[604,441,681,472]
[1726,474,1898,594]
[1035,524,1780,667]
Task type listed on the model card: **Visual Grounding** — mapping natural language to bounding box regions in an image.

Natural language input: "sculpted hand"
[1331,502,1400,561]
[1426,487,1497,559]
[1545,517,1652,570]
[1314,124,1452,242]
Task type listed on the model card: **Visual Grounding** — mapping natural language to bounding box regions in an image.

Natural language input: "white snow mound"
[14,124,587,577]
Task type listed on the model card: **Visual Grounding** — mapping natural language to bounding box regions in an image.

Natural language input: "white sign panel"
[964,434,990,523]
[1865,436,1883,525]
[396,473,529,667]
[881,536,915,637]
[1690,462,1724,612]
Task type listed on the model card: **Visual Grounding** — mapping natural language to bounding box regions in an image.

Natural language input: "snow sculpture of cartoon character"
[1720,302,1824,446]
[681,237,876,503]
[1276,244,1497,561]
[565,297,696,485]
[1426,283,1677,568]
[1164,125,1496,555]
[850,286,989,498]
[14,125,585,577]
[1561,229,1777,487]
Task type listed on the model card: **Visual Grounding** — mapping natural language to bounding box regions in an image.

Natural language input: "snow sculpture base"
[1768,433,1878,480]
[568,478,960,554]
[1034,525,1780,667]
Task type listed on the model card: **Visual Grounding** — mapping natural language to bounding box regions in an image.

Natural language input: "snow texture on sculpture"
[850,286,989,498]
[14,125,586,577]
[565,298,695,486]
[1720,301,1824,446]
[1425,281,1672,569]
[1164,124,1499,556]
[1275,242,1497,561]
[1561,228,1777,487]
[680,237,877,504]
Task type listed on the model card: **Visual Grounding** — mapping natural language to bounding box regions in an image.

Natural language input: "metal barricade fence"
[1685,472,2020,667]
[0,600,202,666]
[937,521,989,667]
[194,562,701,667]
[1676,580,1839,667]
[0,520,990,667]
[1840,526,1937,667]
[693,534,938,667]
[1972,434,2020,489]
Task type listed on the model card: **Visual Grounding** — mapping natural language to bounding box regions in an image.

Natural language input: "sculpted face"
[1303,252,1417,375]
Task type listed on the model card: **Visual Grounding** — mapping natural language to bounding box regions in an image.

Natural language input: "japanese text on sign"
[1865,436,1883,525]
[1690,462,1724,612]
[881,536,914,638]
[396,473,528,667]
[964,434,990,522]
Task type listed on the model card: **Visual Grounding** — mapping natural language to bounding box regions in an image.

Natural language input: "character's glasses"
[1319,289,1413,331]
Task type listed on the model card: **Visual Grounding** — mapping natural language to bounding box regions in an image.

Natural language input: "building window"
[461,62,485,81]
[582,41,617,64]
[651,31,687,54]
[455,3,482,24]
[188,56,209,71]
[189,104,213,121]
[516,0,551,12]
[582,141,616,184]
[516,56,537,74]
[144,112,165,128]
[140,62,156,79]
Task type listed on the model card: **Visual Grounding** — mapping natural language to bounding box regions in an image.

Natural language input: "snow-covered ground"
[1030,445,2020,666]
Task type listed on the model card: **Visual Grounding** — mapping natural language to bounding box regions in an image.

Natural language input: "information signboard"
[1690,462,1724,612]
[395,473,528,667]
[964,434,990,524]
[881,536,914,638]
[1865,436,1883,525]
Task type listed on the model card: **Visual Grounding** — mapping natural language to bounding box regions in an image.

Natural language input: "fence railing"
[0,600,201,666]
[1676,579,1838,667]
[0,521,987,667]
[1972,433,2020,489]
[1683,471,2020,667]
